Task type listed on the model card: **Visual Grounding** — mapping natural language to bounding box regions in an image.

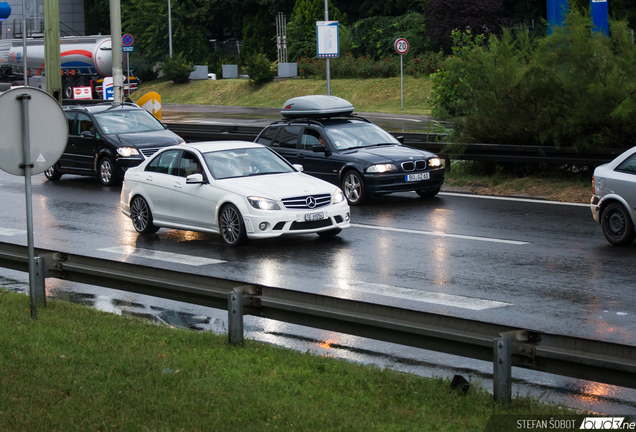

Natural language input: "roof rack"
[271,114,372,127]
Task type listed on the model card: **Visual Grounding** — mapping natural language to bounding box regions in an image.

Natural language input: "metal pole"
[493,337,512,403]
[168,0,172,57]
[109,0,123,103]
[18,92,37,318]
[126,52,130,99]
[324,0,330,95]
[228,291,244,346]
[22,0,27,85]
[400,54,404,110]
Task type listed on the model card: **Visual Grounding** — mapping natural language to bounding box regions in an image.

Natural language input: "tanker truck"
[0,35,138,99]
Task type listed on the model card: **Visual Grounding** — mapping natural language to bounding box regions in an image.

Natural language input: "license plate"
[405,172,430,182]
[305,212,326,222]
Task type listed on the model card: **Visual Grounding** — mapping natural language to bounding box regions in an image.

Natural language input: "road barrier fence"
[1,241,635,403]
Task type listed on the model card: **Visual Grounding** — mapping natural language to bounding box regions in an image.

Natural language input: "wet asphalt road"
[1,158,635,413]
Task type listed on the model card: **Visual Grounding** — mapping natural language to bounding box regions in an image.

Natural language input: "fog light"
[345,212,350,222]
[259,222,268,231]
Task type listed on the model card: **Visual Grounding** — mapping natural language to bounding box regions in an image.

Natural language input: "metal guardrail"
[1,240,635,401]
[164,123,625,166]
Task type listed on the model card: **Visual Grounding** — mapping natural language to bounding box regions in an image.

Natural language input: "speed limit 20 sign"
[394,38,409,55]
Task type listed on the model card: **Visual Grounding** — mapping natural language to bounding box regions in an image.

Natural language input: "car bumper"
[363,168,445,195]
[590,195,601,223]
[243,203,351,239]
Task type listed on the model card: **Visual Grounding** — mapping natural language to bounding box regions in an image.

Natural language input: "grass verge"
[0,289,580,431]
[132,76,433,116]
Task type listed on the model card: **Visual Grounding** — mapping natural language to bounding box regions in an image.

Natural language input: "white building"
[0,0,85,40]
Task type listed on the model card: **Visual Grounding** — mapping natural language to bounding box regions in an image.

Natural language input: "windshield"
[203,147,295,180]
[94,109,165,134]
[324,123,399,150]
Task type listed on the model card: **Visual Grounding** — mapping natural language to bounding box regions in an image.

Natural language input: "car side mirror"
[312,145,326,153]
[81,130,94,138]
[186,173,205,184]
[292,164,304,172]
[396,136,405,144]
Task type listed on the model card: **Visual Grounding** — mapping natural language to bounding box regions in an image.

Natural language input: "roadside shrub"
[407,51,445,77]
[160,53,194,84]
[244,53,275,86]
[430,10,636,150]
[135,66,158,83]
[296,55,400,79]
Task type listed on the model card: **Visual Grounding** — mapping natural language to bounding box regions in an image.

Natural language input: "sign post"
[0,88,67,318]
[122,34,134,98]
[394,38,409,110]
[316,20,338,96]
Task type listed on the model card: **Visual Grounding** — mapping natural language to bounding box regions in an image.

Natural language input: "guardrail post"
[228,291,244,346]
[493,337,512,403]
[34,256,46,307]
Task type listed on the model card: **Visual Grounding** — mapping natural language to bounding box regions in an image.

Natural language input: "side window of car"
[77,113,95,136]
[152,150,180,175]
[272,126,301,149]
[65,111,77,135]
[616,154,636,174]
[177,151,204,178]
[301,128,324,150]
[256,127,280,146]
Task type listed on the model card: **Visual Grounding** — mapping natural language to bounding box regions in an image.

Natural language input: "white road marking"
[325,280,512,310]
[351,223,529,245]
[439,192,589,207]
[0,227,26,236]
[97,246,225,266]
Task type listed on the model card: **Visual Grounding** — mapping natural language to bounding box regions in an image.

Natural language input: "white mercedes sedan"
[120,141,351,246]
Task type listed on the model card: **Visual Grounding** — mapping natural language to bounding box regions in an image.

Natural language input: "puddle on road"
[2,271,636,416]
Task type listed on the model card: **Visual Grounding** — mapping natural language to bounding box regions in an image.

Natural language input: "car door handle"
[146,176,153,182]
[174,182,182,188]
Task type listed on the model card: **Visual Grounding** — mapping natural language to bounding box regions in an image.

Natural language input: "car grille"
[290,219,333,230]
[282,194,331,209]
[140,148,161,158]
[401,160,428,171]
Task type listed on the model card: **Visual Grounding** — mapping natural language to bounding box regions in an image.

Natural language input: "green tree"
[242,8,277,61]
[287,0,347,61]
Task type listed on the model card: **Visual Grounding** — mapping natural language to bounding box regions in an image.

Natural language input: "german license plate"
[305,212,326,222]
[405,172,430,182]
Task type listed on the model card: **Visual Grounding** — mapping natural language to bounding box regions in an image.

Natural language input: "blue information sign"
[546,0,568,34]
[591,0,609,36]
[122,46,134,53]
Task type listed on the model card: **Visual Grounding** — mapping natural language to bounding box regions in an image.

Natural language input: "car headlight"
[332,189,345,204]
[248,197,281,210]
[366,163,398,173]
[116,147,140,157]
[428,157,442,168]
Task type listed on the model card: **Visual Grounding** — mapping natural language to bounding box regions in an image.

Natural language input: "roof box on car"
[281,95,354,119]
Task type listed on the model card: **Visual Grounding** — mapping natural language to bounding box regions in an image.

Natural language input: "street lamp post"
[168,0,172,57]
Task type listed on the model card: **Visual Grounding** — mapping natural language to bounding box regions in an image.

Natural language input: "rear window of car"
[256,127,280,146]
[616,154,636,174]
[272,126,301,149]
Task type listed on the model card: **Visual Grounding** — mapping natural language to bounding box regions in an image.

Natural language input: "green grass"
[0,289,579,431]
[132,76,433,115]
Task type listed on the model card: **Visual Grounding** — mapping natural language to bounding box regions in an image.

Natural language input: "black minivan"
[255,95,445,205]
[44,103,185,186]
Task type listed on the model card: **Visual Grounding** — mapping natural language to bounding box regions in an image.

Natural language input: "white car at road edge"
[121,141,351,246]
[591,145,636,246]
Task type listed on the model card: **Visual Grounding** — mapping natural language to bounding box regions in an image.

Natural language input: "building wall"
[0,0,85,40]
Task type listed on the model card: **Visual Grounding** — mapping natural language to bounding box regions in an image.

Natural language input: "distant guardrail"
[1,241,635,403]
[164,123,625,167]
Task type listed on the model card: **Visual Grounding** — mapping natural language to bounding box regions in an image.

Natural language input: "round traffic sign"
[122,34,134,47]
[0,87,68,176]
[394,38,409,55]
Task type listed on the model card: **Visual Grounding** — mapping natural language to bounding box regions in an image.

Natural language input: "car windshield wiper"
[367,143,397,148]
[246,171,288,176]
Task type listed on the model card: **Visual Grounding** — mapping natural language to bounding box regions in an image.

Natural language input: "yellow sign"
[137,92,162,120]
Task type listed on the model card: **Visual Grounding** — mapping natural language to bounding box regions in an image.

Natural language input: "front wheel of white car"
[130,196,160,234]
[220,204,248,247]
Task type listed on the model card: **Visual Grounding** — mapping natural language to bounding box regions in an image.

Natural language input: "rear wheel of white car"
[220,204,248,247]
[342,171,368,206]
[601,202,636,246]
[131,196,160,234]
